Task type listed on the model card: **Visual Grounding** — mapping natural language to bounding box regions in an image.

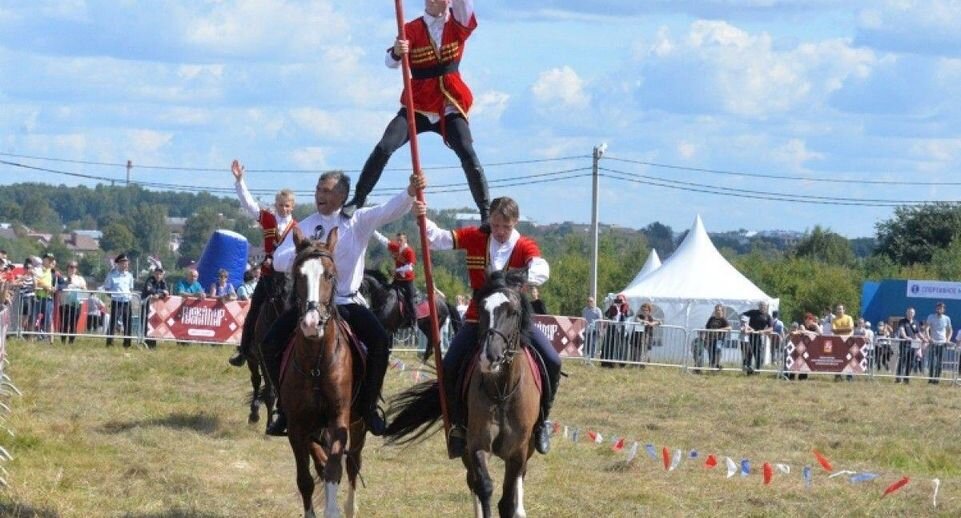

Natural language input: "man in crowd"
[895,307,921,384]
[175,268,206,299]
[141,267,170,349]
[103,253,135,348]
[831,304,853,335]
[924,302,952,384]
[57,260,88,344]
[581,296,602,360]
[740,301,772,375]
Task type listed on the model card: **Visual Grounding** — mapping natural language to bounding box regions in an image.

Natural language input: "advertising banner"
[147,296,249,344]
[785,334,867,374]
[533,315,586,357]
[906,280,961,300]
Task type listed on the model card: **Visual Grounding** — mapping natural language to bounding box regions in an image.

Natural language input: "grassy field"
[0,337,959,517]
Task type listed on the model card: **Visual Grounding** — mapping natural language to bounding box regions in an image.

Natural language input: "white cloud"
[290,147,329,170]
[770,138,824,171]
[127,129,173,154]
[531,66,590,109]
[855,0,961,56]
[677,141,697,159]
[471,90,511,121]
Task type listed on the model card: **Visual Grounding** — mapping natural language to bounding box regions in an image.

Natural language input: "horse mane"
[474,270,534,344]
[363,268,391,288]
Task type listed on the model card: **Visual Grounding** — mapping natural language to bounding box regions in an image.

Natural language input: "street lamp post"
[589,143,607,303]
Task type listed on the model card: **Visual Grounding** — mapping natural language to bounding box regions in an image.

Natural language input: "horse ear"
[293,226,309,252]
[326,227,338,252]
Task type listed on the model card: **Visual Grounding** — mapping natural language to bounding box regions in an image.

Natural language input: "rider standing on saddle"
[341,0,490,227]
[414,196,561,457]
[261,170,427,436]
[373,230,418,328]
[228,159,297,368]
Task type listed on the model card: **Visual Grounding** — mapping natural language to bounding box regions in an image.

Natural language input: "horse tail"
[383,380,443,445]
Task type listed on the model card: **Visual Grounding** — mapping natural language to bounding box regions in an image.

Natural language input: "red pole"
[392,0,450,436]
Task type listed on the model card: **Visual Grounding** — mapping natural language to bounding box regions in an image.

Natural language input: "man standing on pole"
[342,0,490,228]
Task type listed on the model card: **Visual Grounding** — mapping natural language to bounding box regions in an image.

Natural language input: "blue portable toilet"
[196,229,249,292]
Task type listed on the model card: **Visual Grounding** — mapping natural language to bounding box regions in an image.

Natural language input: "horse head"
[475,269,532,373]
[291,226,338,339]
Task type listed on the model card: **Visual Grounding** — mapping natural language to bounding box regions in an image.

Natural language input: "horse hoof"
[248,413,260,424]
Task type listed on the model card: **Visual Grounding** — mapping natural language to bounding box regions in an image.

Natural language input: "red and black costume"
[343,0,489,223]
[387,237,418,327]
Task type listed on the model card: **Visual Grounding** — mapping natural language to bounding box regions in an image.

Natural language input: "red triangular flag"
[882,476,910,497]
[662,447,670,470]
[612,438,625,452]
[587,431,598,443]
[813,449,833,472]
[763,463,773,485]
[705,454,718,468]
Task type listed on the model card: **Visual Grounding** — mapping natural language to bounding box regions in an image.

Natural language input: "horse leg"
[321,409,349,518]
[498,455,528,518]
[465,449,493,518]
[247,360,261,424]
[288,430,317,518]
[344,420,366,518]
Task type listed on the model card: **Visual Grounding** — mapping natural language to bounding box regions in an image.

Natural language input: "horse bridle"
[294,250,338,332]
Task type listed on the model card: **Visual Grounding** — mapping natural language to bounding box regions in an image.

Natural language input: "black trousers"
[394,279,416,323]
[58,303,82,343]
[239,273,273,355]
[358,109,488,218]
[895,341,914,381]
[107,300,132,347]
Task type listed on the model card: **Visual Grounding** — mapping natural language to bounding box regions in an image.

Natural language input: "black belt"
[411,61,460,80]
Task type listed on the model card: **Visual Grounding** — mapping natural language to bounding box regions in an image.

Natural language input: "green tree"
[875,203,961,265]
[180,207,223,262]
[133,204,171,257]
[44,234,75,265]
[100,222,136,254]
[793,225,856,266]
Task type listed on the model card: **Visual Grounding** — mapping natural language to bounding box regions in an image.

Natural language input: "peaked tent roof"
[621,215,773,302]
[623,249,661,291]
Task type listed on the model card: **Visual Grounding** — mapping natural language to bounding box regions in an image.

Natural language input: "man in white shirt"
[103,253,135,348]
[261,170,426,436]
[924,302,953,384]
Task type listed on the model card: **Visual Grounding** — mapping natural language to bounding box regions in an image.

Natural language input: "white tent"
[619,215,778,335]
[623,249,661,291]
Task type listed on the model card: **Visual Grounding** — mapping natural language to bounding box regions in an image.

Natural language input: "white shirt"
[235,178,293,235]
[372,231,414,275]
[273,190,414,306]
[385,0,475,122]
[423,218,550,286]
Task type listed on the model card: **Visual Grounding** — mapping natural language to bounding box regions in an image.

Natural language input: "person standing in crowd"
[208,268,237,301]
[103,253,135,348]
[924,302,952,384]
[581,296,603,360]
[342,0,490,227]
[141,267,170,349]
[236,269,258,301]
[175,268,205,299]
[0,249,8,269]
[414,195,559,456]
[529,286,547,315]
[832,304,853,335]
[634,303,661,365]
[373,230,418,328]
[770,310,785,365]
[57,260,88,344]
[34,253,56,340]
[86,291,107,334]
[820,306,835,336]
[895,307,921,384]
[740,301,772,375]
[874,319,893,371]
[17,257,38,337]
[699,304,731,371]
[603,294,633,366]
[228,159,297,367]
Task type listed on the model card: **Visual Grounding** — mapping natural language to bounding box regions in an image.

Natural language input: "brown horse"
[384,270,540,518]
[243,270,285,427]
[284,227,367,518]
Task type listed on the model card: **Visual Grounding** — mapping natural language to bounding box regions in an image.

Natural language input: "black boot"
[444,373,466,459]
[228,346,245,367]
[343,148,389,217]
[534,363,561,455]
[363,351,390,436]
[464,165,490,230]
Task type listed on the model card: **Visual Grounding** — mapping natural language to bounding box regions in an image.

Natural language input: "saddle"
[279,319,368,395]
[459,345,543,403]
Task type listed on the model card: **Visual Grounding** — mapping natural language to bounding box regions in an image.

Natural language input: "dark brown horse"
[284,227,366,518]
[359,269,461,360]
[384,270,540,518]
[243,270,285,427]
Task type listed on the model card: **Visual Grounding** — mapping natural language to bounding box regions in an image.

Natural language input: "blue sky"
[1,0,960,237]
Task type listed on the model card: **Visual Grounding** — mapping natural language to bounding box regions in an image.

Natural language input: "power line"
[0,150,589,174]
[605,156,961,186]
[600,168,952,207]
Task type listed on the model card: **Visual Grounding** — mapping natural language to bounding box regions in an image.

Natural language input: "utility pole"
[126,160,132,186]
[589,143,607,302]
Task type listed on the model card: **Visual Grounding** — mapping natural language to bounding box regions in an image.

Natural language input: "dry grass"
[0,338,959,517]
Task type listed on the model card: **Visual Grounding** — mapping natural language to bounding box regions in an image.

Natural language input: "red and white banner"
[786,334,868,374]
[147,296,250,344]
[532,315,587,357]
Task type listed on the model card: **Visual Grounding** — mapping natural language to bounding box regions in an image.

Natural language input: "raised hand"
[231,159,245,181]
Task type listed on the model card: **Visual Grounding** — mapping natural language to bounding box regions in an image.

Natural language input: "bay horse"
[284,227,367,518]
[384,270,540,518]
[359,269,461,360]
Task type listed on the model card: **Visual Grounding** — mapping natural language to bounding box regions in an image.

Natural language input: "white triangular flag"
[725,457,737,478]
[669,449,683,471]
[828,470,856,479]
[594,432,604,444]
[933,478,941,507]
[626,442,639,463]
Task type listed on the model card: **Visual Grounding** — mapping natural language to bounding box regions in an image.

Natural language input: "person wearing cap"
[57,260,88,344]
[141,267,170,348]
[103,253,135,348]
[229,159,297,368]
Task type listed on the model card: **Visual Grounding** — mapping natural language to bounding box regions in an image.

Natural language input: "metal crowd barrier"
[391,319,453,357]
[584,320,688,368]
[0,304,19,487]
[867,336,959,384]
[685,328,785,374]
[13,289,144,346]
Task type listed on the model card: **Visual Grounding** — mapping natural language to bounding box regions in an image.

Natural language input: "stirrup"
[447,425,466,459]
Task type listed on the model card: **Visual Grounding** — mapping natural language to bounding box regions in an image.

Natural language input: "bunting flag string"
[383,357,942,506]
